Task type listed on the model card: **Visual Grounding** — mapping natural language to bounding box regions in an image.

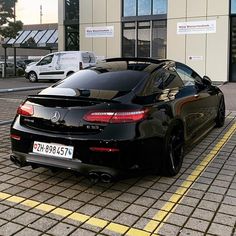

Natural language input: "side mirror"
[202,76,212,86]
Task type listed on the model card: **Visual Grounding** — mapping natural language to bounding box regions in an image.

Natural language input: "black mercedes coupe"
[10,58,225,182]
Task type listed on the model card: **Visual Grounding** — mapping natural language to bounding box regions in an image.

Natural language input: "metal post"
[1,63,5,78]
[14,2,17,76]
[14,48,17,76]
[4,47,7,78]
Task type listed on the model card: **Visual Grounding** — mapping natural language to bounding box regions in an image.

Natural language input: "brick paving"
[0,79,235,235]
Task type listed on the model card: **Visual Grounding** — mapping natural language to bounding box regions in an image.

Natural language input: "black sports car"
[10,58,225,182]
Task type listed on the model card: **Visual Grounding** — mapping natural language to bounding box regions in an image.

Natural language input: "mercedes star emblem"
[51,111,61,123]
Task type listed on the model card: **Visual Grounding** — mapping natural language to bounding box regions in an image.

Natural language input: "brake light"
[17,103,34,116]
[89,147,120,152]
[83,109,148,123]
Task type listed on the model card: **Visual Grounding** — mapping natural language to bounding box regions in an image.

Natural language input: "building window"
[152,20,167,59]
[64,0,80,51]
[65,25,80,51]
[153,0,167,14]
[123,0,167,16]
[138,22,150,57]
[138,0,151,16]
[122,0,167,58]
[65,0,79,20]
[123,0,136,16]
[122,22,136,57]
[232,0,236,14]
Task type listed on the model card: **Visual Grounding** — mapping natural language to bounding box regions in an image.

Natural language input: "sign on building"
[85,26,114,38]
[177,20,216,35]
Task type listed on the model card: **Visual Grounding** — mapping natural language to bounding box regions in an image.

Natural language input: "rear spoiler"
[27,94,120,104]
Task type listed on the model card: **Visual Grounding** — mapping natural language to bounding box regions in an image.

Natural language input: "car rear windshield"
[54,69,148,92]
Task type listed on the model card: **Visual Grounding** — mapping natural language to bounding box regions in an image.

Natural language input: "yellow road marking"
[144,122,236,233]
[0,189,158,236]
[0,123,234,235]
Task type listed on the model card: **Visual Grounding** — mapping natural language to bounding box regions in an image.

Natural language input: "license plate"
[33,141,74,159]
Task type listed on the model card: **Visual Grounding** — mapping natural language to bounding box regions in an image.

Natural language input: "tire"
[161,124,184,176]
[215,97,225,128]
[28,71,38,82]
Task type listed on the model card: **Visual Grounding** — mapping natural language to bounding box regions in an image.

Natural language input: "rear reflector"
[11,134,21,141]
[17,103,34,116]
[90,147,120,152]
[84,109,148,123]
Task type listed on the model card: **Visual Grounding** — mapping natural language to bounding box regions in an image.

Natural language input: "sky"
[15,0,58,25]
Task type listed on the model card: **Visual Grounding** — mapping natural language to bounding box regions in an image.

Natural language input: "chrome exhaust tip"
[100,173,113,183]
[88,172,100,184]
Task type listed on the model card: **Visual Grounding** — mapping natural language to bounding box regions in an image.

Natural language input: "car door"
[36,54,55,80]
[175,63,216,140]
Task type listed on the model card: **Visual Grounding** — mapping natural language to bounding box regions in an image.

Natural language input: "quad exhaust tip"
[88,171,114,183]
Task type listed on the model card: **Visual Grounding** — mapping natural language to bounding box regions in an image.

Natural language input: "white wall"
[167,0,230,82]
[79,0,121,59]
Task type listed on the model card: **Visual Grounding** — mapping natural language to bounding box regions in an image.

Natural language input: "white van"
[25,51,96,82]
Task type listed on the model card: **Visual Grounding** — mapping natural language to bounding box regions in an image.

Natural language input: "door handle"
[194,94,199,98]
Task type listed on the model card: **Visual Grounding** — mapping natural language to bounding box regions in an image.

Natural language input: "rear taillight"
[83,109,148,123]
[11,134,21,141]
[17,103,34,116]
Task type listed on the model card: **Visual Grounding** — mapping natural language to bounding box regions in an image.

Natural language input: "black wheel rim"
[169,130,184,172]
[218,99,225,124]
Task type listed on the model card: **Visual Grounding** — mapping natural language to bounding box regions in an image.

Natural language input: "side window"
[146,68,183,95]
[37,55,54,66]
[176,63,202,86]
[82,53,96,63]
[163,67,184,89]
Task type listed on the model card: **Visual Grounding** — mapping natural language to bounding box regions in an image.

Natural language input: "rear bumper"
[11,117,164,173]
[10,151,120,176]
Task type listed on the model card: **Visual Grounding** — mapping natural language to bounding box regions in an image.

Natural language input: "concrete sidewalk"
[220,82,236,111]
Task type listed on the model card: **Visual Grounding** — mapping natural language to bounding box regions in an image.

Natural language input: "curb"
[0,120,13,125]
[0,86,47,93]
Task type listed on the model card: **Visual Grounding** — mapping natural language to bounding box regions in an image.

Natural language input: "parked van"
[25,51,96,82]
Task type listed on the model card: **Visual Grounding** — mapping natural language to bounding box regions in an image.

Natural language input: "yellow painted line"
[144,122,236,233]
[0,190,158,236]
[86,218,108,228]
[68,212,90,222]
[52,208,72,217]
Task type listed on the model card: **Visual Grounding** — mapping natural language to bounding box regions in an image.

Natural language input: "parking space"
[0,80,235,236]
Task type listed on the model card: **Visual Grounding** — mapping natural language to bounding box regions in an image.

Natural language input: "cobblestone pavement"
[0,80,235,235]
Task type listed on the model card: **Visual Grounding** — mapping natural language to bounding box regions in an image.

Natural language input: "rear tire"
[215,97,225,128]
[161,124,184,176]
[28,71,38,82]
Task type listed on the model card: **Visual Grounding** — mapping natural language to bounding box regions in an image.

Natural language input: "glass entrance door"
[230,17,236,82]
